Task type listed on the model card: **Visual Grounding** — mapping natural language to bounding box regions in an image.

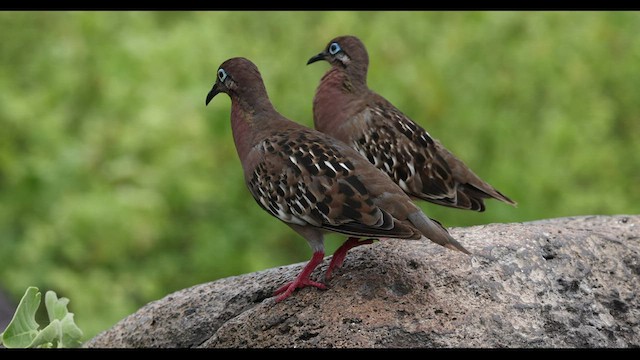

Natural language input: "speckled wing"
[246,129,420,239]
[343,97,465,208]
[343,96,515,211]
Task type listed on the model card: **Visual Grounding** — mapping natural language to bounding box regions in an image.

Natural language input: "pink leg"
[273,251,327,302]
[325,237,375,280]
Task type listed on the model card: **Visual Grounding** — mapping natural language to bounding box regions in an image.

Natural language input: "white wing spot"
[407,161,416,177]
[398,179,410,192]
[324,161,337,173]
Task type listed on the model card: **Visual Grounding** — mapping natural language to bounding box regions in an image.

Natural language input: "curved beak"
[205,83,220,106]
[307,51,327,65]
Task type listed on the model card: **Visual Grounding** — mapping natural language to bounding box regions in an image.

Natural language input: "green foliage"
[1,287,83,348]
[0,11,638,340]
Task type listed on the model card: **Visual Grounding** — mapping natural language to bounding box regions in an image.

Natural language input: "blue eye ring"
[218,68,227,82]
[328,42,341,55]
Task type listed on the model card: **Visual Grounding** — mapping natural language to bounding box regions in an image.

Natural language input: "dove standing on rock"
[205,57,469,302]
[308,35,516,212]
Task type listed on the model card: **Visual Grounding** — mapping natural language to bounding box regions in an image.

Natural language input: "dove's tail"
[407,211,471,255]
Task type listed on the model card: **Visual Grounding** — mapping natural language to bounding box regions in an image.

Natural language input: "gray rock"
[86,215,640,348]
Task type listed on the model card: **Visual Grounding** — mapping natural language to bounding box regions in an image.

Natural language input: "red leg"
[273,251,327,302]
[325,237,375,280]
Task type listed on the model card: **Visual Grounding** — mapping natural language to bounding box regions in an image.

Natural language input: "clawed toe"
[274,279,327,302]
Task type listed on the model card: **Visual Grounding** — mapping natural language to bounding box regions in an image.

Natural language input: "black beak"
[307,51,327,65]
[205,83,220,106]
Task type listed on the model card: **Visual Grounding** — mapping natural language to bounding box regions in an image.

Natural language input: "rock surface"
[86,215,639,348]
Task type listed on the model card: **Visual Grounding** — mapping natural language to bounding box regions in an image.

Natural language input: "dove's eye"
[328,42,341,55]
[218,68,227,82]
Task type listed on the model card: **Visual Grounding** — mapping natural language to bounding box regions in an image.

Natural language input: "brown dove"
[205,57,469,302]
[308,35,516,212]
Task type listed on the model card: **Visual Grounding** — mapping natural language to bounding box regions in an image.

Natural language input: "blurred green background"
[1,11,638,340]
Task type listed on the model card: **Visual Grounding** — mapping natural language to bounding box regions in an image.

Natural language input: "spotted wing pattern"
[247,129,419,239]
[351,100,474,209]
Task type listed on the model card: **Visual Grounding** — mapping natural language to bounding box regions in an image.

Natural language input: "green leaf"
[59,314,84,348]
[30,319,61,348]
[44,291,83,348]
[0,287,42,348]
[45,291,70,322]
[0,287,84,348]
